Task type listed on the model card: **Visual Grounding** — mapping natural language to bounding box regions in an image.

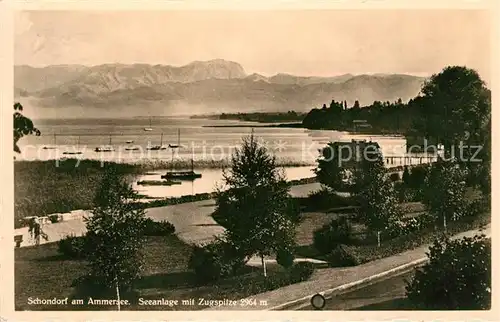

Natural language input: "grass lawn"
[15,235,296,311]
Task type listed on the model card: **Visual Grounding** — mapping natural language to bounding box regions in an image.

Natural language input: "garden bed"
[295,211,490,265]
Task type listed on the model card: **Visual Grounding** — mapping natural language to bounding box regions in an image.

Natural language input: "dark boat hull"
[161,171,202,181]
[137,180,181,186]
[147,146,167,151]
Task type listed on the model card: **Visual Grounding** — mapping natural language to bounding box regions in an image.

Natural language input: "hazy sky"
[15,10,490,79]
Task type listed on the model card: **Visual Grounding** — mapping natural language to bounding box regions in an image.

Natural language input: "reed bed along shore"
[15,157,314,171]
[132,157,314,171]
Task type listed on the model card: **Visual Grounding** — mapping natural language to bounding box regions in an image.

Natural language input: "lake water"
[132,166,316,198]
[16,116,432,198]
[17,116,410,164]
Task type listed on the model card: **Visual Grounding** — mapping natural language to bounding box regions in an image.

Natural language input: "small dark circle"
[310,294,326,310]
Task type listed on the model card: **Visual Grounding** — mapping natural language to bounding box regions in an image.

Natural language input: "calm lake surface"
[132,166,316,198]
[17,116,426,198]
[17,116,409,163]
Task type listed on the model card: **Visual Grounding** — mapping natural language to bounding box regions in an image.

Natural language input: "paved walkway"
[205,225,491,310]
[14,182,323,247]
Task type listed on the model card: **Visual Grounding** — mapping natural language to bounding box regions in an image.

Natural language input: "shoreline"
[200,120,408,136]
[14,157,316,171]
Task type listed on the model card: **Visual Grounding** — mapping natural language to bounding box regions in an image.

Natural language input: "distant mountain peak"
[14,61,426,117]
[246,73,269,82]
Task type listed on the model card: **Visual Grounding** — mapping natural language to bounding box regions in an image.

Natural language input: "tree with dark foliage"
[213,133,299,276]
[423,159,468,229]
[406,234,491,310]
[315,142,349,192]
[354,147,400,246]
[414,66,490,151]
[14,102,40,153]
[84,168,146,310]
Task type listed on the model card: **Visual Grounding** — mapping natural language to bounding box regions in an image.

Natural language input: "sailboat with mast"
[168,129,184,148]
[162,150,201,180]
[42,133,57,150]
[146,132,167,150]
[62,136,83,155]
[95,135,114,152]
[144,117,153,131]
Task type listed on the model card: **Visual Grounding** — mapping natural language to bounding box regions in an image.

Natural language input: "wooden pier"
[384,155,438,168]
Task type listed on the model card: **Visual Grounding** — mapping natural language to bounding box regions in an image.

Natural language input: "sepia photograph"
[9,4,493,314]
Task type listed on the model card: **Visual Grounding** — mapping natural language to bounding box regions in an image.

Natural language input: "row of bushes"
[300,189,357,212]
[188,239,314,285]
[311,201,489,268]
[327,211,490,268]
[57,219,176,259]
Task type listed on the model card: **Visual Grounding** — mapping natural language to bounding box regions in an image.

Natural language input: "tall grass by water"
[133,157,313,171]
[14,159,137,228]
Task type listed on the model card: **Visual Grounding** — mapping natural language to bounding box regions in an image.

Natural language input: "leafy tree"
[402,166,411,185]
[313,216,352,254]
[28,217,48,245]
[213,134,299,276]
[423,159,468,229]
[414,67,490,200]
[406,234,491,310]
[315,142,349,192]
[188,238,246,284]
[14,102,41,153]
[353,100,360,109]
[84,168,147,310]
[354,148,400,246]
[414,66,490,151]
[472,116,491,202]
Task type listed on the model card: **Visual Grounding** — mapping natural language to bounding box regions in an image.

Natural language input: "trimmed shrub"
[462,198,489,222]
[143,218,175,236]
[313,216,352,254]
[289,262,315,283]
[409,165,429,189]
[48,214,60,223]
[326,244,361,267]
[188,240,246,284]
[389,172,401,182]
[395,182,422,203]
[58,234,88,259]
[276,248,295,268]
[303,189,356,211]
[402,166,411,185]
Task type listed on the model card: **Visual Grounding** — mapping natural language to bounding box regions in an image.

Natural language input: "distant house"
[352,120,372,131]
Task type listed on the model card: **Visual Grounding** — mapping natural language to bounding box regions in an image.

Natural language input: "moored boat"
[161,159,202,180]
[147,132,167,150]
[95,135,115,152]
